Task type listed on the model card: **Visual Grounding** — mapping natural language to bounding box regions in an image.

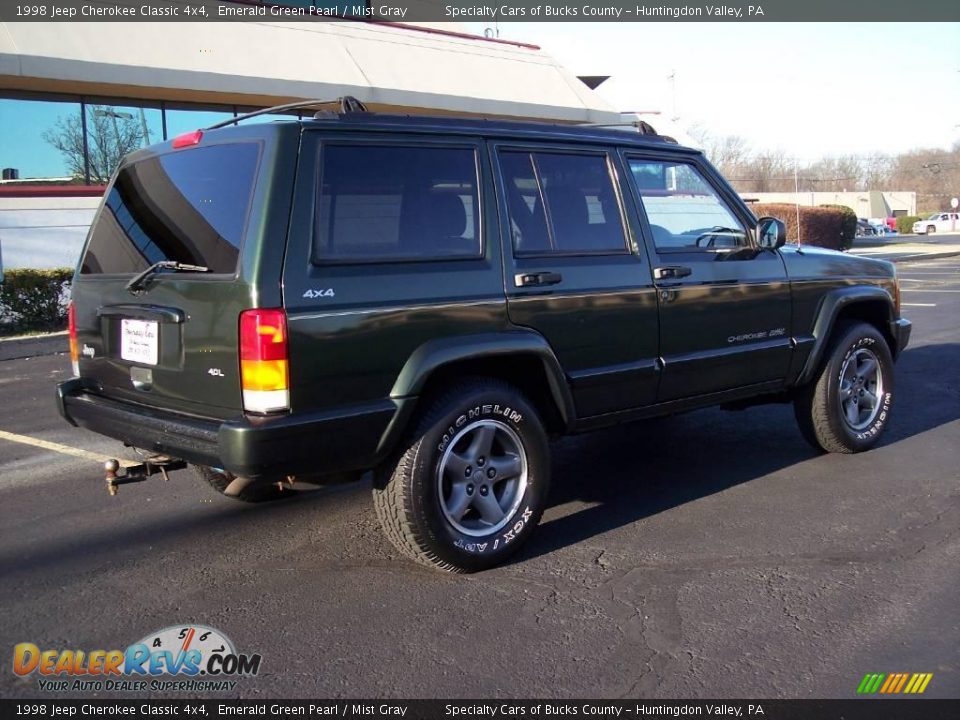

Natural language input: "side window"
[499,150,627,256]
[313,145,480,263]
[627,159,747,251]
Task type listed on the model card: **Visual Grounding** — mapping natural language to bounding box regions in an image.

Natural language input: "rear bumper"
[890,318,912,359]
[56,379,407,478]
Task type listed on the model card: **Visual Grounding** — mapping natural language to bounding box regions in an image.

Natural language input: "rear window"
[80,143,260,275]
[312,144,480,263]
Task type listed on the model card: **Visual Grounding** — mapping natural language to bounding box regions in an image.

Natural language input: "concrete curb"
[0,331,68,361]
[873,250,960,264]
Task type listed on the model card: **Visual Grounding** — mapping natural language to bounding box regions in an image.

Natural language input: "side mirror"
[757,216,787,249]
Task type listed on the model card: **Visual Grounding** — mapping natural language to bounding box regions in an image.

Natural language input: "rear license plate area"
[120,319,159,366]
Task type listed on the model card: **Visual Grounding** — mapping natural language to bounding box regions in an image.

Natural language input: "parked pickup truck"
[57,100,911,572]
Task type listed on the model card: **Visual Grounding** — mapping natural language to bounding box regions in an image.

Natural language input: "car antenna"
[793,164,804,254]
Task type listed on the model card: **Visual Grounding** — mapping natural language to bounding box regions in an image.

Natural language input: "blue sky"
[467,22,960,160]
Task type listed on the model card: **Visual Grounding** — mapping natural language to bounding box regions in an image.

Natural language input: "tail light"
[239,309,289,413]
[893,276,902,316]
[67,302,79,377]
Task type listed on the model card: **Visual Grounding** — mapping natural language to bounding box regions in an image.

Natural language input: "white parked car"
[913,212,959,234]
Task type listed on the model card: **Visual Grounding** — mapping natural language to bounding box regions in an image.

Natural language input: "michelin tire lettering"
[454,506,534,554]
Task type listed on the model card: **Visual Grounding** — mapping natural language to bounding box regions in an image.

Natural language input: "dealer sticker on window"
[120,319,159,366]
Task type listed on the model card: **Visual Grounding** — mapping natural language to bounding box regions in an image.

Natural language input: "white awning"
[0,19,619,122]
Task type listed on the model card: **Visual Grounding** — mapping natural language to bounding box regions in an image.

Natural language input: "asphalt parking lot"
[1,257,958,700]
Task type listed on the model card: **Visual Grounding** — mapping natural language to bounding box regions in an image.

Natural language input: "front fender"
[796,286,896,385]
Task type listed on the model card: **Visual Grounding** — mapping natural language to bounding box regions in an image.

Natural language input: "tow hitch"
[104,456,186,496]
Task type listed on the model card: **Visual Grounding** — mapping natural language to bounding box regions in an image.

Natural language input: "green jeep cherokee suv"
[57,102,911,572]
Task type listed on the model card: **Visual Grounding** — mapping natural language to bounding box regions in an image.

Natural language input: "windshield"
[927,213,941,220]
[80,142,260,275]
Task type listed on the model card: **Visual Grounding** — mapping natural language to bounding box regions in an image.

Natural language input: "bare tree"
[685,127,958,211]
[688,125,750,174]
[805,155,865,192]
[43,106,150,184]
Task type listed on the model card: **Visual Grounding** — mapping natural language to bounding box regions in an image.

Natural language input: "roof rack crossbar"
[205,96,368,130]
[579,119,678,144]
[580,120,658,134]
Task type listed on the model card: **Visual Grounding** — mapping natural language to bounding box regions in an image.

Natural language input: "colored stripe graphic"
[879,674,896,693]
[857,672,932,694]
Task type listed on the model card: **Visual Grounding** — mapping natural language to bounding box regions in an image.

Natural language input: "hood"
[778,244,895,281]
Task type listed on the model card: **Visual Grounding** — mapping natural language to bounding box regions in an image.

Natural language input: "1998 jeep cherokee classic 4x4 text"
[57,100,911,572]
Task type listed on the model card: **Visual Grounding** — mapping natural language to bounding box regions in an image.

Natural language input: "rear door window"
[81,143,260,275]
[499,150,627,257]
[312,145,480,263]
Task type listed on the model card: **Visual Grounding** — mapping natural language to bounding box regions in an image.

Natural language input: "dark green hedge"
[896,215,923,235]
[819,204,858,251]
[749,203,847,251]
[0,268,73,333]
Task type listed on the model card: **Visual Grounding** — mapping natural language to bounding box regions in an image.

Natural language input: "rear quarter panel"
[281,131,510,413]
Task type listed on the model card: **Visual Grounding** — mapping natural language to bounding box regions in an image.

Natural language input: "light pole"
[93,108,151,147]
[94,108,132,148]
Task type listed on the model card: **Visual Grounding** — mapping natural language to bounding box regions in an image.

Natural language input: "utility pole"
[667,70,678,123]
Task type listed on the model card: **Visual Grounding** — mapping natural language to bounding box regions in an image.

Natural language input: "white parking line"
[903,265,960,270]
[0,430,138,467]
[902,303,937,307]
[901,289,960,293]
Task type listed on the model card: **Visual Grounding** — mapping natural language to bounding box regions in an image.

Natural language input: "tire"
[793,322,895,454]
[193,465,288,503]
[927,225,936,235]
[373,378,550,572]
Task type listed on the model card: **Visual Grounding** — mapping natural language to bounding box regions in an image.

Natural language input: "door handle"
[514,271,563,288]
[653,265,692,280]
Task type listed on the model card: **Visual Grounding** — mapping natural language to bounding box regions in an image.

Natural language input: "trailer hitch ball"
[105,459,120,496]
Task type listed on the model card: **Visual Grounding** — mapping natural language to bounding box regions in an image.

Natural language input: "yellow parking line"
[0,430,138,467]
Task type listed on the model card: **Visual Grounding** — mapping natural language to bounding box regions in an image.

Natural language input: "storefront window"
[164,107,236,140]
[234,106,303,126]
[84,103,163,184]
[0,98,84,184]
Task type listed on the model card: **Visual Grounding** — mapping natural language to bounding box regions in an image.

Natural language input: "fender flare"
[376,330,575,455]
[796,285,895,385]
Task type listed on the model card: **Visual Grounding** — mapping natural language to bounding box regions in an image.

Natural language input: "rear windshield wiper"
[126,261,210,293]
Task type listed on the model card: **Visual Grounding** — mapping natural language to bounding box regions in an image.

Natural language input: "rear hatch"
[70,123,296,420]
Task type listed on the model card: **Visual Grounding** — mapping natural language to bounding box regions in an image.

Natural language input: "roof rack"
[205,96,368,130]
[580,119,677,143]
[203,98,679,144]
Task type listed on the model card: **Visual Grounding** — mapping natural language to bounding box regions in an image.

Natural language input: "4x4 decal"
[303,288,335,299]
